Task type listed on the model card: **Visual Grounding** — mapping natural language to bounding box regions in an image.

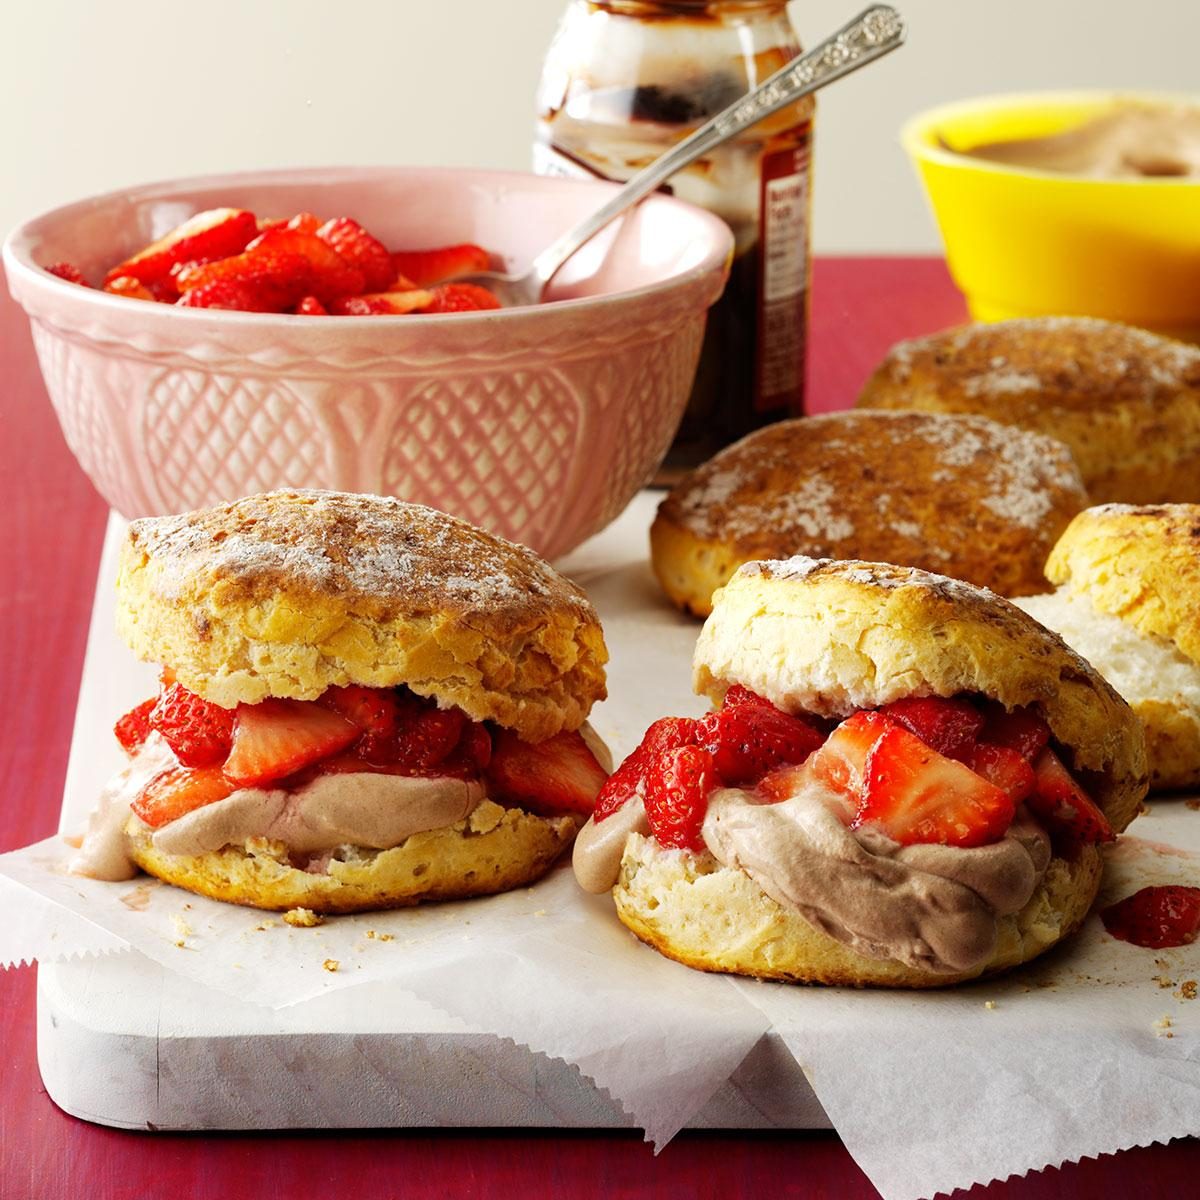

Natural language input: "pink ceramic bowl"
[4,166,731,559]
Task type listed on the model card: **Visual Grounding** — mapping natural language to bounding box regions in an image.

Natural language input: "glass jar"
[534,0,814,477]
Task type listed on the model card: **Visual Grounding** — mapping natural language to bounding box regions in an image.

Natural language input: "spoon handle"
[530,4,907,292]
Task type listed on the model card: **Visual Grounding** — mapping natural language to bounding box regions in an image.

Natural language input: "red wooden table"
[2,259,1196,1199]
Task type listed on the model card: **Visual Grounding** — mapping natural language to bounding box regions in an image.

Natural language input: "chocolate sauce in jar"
[535,0,814,478]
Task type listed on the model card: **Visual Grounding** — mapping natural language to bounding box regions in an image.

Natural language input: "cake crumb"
[378,932,394,942]
[254,920,277,932]
[170,913,193,947]
[1186,799,1200,811]
[1154,1014,1174,1038]
[1155,975,1174,989]
[323,959,340,973]
[534,909,547,918]
[284,907,324,928]
[984,1000,997,1010]
[1177,980,1197,1001]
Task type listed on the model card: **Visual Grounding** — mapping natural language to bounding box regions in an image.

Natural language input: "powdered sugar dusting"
[962,370,1041,397]
[128,490,592,615]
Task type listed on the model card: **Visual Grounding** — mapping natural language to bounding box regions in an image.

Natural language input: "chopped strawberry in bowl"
[3,166,732,559]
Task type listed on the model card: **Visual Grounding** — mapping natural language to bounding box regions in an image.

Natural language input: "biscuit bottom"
[613,833,1102,988]
[127,801,581,913]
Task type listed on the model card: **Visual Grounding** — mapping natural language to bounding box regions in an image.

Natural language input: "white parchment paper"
[4,497,1199,1199]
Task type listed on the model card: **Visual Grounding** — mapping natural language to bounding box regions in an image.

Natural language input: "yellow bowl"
[903,91,1200,340]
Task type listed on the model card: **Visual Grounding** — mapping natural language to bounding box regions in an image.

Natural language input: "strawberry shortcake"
[574,556,1148,987]
[72,490,610,912]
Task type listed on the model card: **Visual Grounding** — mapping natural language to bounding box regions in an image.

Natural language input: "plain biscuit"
[856,316,1200,504]
[650,410,1087,617]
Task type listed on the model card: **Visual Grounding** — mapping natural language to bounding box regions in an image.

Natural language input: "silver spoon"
[450,4,906,307]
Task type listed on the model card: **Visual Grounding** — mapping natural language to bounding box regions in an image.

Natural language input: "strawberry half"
[317,685,399,738]
[105,207,257,290]
[806,710,893,799]
[485,728,608,816]
[46,261,89,286]
[330,290,434,315]
[364,702,466,771]
[175,248,312,313]
[421,283,501,313]
[698,700,824,786]
[643,744,716,851]
[856,725,1015,847]
[114,697,157,754]
[316,217,394,292]
[1027,748,1114,845]
[969,743,1036,805]
[593,716,702,821]
[1101,885,1200,949]
[879,696,984,763]
[223,699,359,787]
[246,227,364,303]
[131,765,236,829]
[979,703,1052,762]
[149,683,236,768]
[389,243,491,287]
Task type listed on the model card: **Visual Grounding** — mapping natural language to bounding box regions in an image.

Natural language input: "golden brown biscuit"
[1016,503,1200,790]
[117,489,608,742]
[856,317,1200,504]
[650,411,1087,617]
[604,557,1147,987]
[127,801,580,914]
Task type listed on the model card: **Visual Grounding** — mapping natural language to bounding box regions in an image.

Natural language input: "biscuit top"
[1044,502,1200,664]
[126,490,594,626]
[860,316,1200,416]
[693,556,1147,833]
[654,411,1086,597]
[117,491,608,740]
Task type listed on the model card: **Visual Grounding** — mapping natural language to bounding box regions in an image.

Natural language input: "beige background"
[2,0,1197,252]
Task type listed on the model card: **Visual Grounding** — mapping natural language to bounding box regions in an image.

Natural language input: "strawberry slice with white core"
[485,729,608,816]
[806,710,893,800]
[223,699,359,788]
[132,765,236,829]
[856,725,1016,847]
[1028,747,1114,845]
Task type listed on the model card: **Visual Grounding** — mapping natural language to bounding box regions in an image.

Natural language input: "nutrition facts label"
[763,173,808,303]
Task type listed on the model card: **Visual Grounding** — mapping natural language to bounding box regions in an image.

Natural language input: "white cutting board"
[38,492,831,1131]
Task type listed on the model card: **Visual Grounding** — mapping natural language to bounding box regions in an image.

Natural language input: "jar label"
[757,133,812,415]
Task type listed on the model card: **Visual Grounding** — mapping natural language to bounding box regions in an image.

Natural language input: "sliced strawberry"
[246,227,364,303]
[699,701,824,787]
[105,208,257,290]
[856,725,1015,847]
[806,710,893,799]
[330,289,434,315]
[643,744,716,851]
[114,697,157,754]
[149,683,236,768]
[979,703,1052,762]
[295,295,328,315]
[175,248,312,312]
[1102,885,1200,949]
[286,212,323,235]
[317,685,398,738]
[363,701,466,770]
[131,765,236,829]
[593,716,702,821]
[46,261,89,286]
[1028,748,1114,845]
[223,698,359,787]
[421,283,501,313]
[176,278,269,312]
[103,274,155,301]
[316,217,393,291]
[969,742,1036,805]
[485,728,608,816]
[720,684,776,711]
[879,696,984,763]
[459,721,493,771]
[389,243,491,287]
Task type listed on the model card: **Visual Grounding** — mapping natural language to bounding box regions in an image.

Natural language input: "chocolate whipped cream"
[961,102,1200,179]
[573,777,1050,974]
[71,734,485,882]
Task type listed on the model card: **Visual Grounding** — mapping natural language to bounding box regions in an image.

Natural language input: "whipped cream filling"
[573,777,1050,974]
[71,734,485,882]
